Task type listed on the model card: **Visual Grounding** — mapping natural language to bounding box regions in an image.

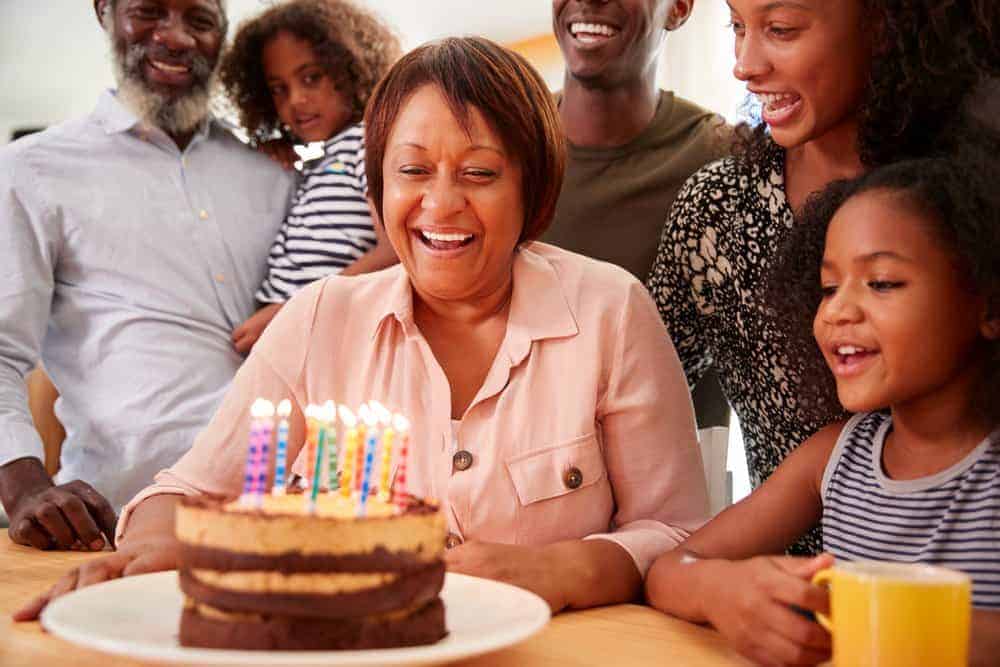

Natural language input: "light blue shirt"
[0,91,293,510]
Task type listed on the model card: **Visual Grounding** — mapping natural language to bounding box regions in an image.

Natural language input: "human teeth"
[151,60,190,73]
[837,345,864,355]
[421,231,472,243]
[571,22,618,37]
[757,92,797,108]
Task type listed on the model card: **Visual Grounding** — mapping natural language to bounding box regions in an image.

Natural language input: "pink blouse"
[117,243,709,576]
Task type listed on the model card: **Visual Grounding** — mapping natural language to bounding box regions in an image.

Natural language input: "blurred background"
[0,0,751,501]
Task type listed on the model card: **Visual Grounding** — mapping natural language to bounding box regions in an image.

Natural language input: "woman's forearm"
[117,494,181,548]
[546,539,643,611]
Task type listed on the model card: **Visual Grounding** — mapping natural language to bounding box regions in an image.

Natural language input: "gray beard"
[109,38,217,136]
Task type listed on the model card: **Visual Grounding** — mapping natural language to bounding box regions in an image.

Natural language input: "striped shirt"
[821,411,1000,609]
[256,123,375,303]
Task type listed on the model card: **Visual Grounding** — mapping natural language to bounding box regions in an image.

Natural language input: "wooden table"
[0,535,753,666]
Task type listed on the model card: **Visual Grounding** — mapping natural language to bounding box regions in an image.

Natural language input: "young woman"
[646,0,1000,553]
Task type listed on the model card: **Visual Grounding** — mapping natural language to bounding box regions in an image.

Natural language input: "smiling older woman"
[16,37,708,621]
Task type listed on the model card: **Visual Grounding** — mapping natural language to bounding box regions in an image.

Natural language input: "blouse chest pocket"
[504,434,612,544]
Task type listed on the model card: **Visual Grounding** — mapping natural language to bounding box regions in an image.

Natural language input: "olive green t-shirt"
[543,91,728,282]
[543,91,731,427]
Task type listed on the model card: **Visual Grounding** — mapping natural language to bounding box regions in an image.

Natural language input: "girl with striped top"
[645,132,1000,666]
[219,0,401,353]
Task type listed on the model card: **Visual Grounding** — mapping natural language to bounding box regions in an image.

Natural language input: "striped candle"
[307,415,327,514]
[356,404,374,497]
[338,405,357,499]
[272,399,292,494]
[240,399,272,505]
[304,405,320,495]
[253,400,275,504]
[324,401,339,491]
[359,432,376,517]
[392,414,411,506]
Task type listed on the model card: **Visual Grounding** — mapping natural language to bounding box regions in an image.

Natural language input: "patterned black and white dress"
[647,139,843,553]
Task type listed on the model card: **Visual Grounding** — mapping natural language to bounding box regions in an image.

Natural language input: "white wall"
[0,1,744,143]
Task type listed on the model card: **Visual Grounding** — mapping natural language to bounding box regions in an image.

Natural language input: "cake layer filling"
[179,560,445,619]
[179,596,447,650]
[179,542,438,573]
[190,568,397,595]
[176,500,445,557]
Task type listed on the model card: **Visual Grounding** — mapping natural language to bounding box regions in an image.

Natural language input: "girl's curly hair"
[219,0,400,144]
[767,119,1000,424]
[737,0,1000,168]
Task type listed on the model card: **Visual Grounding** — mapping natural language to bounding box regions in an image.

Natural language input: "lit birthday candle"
[241,399,273,506]
[372,402,395,502]
[324,400,339,492]
[358,410,379,517]
[253,400,275,505]
[356,403,375,497]
[304,405,320,495]
[307,405,328,514]
[272,400,292,494]
[338,405,357,499]
[392,414,411,506]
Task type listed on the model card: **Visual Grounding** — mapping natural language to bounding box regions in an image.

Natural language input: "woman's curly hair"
[219,0,401,144]
[767,119,1000,424]
[737,0,1000,168]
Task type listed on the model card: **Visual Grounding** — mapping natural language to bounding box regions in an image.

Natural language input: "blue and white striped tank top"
[821,411,1000,609]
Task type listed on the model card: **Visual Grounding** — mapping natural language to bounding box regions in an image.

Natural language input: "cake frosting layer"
[179,562,445,619]
[179,597,447,650]
[178,542,436,573]
[175,495,445,558]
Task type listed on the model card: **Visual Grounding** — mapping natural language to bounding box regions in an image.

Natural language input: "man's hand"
[444,540,569,613]
[700,555,833,667]
[12,534,180,621]
[0,457,116,551]
[232,303,282,355]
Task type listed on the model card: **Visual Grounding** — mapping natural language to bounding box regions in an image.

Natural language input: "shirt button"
[214,273,225,284]
[199,209,209,220]
[452,450,473,472]
[445,533,464,549]
[564,467,583,490]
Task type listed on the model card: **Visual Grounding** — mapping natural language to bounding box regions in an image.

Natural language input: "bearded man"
[0,0,293,551]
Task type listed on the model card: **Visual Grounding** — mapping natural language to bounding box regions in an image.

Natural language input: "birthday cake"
[175,493,447,650]
[175,399,448,650]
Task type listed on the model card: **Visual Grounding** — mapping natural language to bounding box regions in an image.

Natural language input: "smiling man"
[544,0,730,428]
[0,0,293,551]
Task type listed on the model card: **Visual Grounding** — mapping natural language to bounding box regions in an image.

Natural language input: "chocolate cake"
[175,493,448,650]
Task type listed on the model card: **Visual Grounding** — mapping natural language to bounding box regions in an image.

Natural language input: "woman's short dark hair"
[364,37,566,244]
[220,0,400,144]
[768,121,1000,423]
[737,0,1000,168]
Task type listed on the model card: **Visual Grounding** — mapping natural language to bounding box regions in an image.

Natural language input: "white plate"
[41,570,550,666]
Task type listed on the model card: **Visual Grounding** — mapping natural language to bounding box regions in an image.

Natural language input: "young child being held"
[646,138,1000,666]
[220,0,401,353]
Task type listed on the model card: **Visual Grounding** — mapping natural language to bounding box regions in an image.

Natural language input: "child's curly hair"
[220,0,401,144]
[767,119,1000,424]
[736,0,1000,168]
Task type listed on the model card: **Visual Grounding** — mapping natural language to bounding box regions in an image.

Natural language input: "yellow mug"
[812,561,971,667]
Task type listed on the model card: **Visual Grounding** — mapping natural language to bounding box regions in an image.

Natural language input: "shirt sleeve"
[115,280,325,545]
[586,280,710,577]
[0,148,59,469]
[645,168,719,389]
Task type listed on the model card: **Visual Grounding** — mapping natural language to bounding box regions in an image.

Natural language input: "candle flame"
[370,400,393,424]
[250,398,275,419]
[277,399,292,418]
[304,403,321,420]
[321,400,338,423]
[393,414,411,432]
[359,402,379,427]
[338,405,357,428]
